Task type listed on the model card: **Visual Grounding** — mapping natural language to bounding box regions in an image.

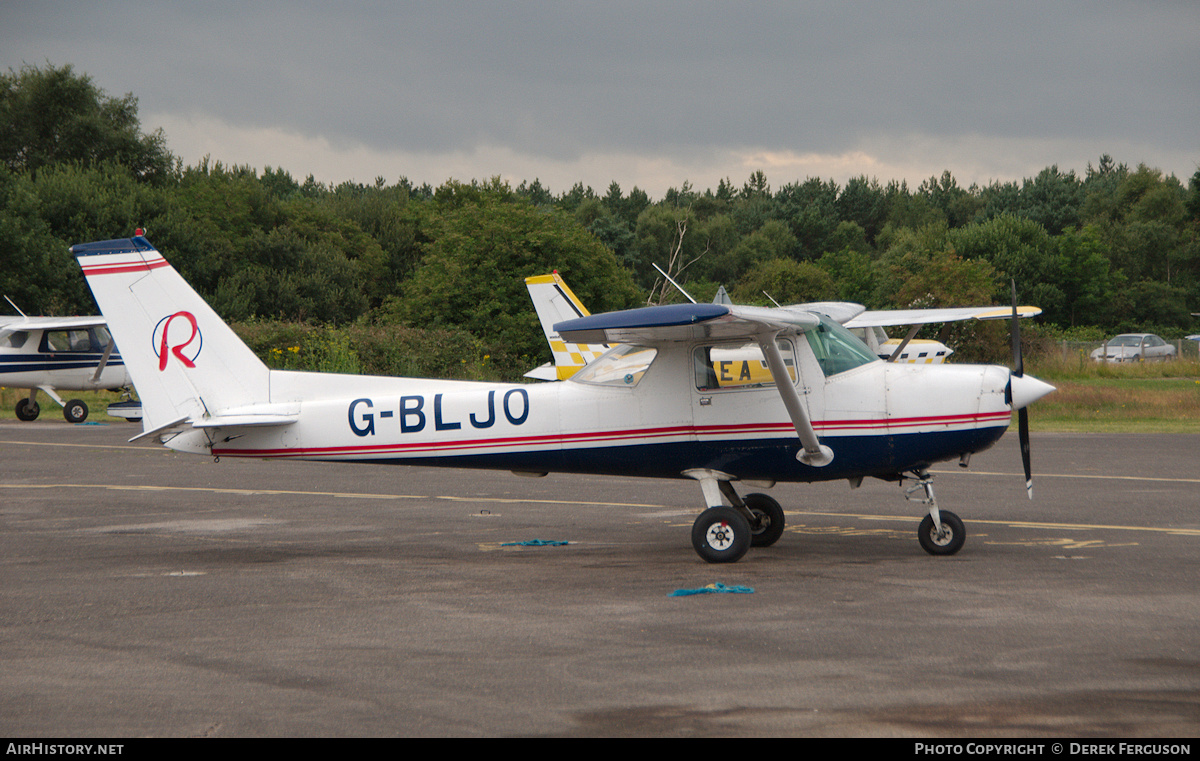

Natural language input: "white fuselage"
[181,340,1013,484]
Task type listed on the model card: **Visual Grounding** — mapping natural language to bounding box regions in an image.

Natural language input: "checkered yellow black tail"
[524,273,609,380]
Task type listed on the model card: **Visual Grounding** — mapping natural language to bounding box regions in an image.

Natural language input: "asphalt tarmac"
[2,420,1198,737]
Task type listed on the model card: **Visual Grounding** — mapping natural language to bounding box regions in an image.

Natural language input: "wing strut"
[887,325,922,362]
[91,340,115,382]
[757,334,833,467]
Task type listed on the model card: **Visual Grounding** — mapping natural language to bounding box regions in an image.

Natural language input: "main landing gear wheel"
[692,507,752,564]
[63,399,89,424]
[15,398,40,421]
[744,493,785,547]
[918,510,965,556]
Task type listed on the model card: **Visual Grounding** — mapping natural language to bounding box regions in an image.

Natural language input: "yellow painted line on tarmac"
[786,509,1200,537]
[932,468,1200,485]
[0,482,426,500]
[3,483,1197,541]
[0,482,663,509]
[0,437,152,451]
[6,438,1197,485]
[4,439,1196,538]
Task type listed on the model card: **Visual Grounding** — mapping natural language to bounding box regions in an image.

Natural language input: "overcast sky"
[3,1,1198,198]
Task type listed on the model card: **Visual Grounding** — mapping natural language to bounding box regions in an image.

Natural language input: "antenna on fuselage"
[651,263,697,304]
[4,296,27,317]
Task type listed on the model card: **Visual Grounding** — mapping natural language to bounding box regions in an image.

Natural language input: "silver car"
[1091,333,1177,362]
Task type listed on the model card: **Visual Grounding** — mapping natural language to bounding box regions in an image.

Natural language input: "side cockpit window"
[40,327,112,353]
[2,330,30,349]
[693,340,796,391]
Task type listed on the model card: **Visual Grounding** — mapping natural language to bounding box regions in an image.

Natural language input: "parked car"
[1090,333,1177,362]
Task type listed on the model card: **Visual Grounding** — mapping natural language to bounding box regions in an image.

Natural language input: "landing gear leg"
[683,469,785,562]
[905,468,966,556]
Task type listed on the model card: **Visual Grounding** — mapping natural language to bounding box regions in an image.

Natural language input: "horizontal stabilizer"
[129,416,191,442]
[191,403,300,429]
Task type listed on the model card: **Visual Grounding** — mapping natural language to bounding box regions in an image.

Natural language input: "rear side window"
[40,328,111,353]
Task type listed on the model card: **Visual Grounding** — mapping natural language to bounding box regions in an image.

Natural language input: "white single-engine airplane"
[73,234,1054,563]
[0,309,138,423]
[525,272,1042,379]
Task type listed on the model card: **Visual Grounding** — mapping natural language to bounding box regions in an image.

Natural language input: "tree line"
[3,63,1199,378]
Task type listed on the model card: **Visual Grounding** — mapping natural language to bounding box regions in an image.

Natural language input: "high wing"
[0,315,108,340]
[845,305,1042,329]
[557,302,836,466]
[844,305,1042,363]
[555,302,826,344]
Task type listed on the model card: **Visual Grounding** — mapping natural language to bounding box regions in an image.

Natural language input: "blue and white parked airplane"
[0,310,139,423]
[73,234,1054,563]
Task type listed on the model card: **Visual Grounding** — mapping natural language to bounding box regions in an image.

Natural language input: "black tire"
[691,507,752,563]
[63,399,89,424]
[918,510,966,556]
[745,493,785,547]
[15,398,40,421]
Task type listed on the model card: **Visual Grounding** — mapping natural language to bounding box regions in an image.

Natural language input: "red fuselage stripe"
[211,413,1011,458]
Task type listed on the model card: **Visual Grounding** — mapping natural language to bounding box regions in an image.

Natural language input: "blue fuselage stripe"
[0,354,124,375]
[321,427,1007,482]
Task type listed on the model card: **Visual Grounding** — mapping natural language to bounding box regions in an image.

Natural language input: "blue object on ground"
[669,583,755,597]
[500,539,569,546]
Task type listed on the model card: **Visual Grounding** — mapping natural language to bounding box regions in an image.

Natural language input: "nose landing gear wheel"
[918,510,965,556]
[692,507,752,563]
[63,399,89,424]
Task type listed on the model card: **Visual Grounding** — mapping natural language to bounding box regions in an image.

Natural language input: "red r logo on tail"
[153,311,202,370]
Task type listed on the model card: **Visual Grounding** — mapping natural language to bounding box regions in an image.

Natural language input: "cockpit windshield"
[804,316,879,376]
[571,344,657,388]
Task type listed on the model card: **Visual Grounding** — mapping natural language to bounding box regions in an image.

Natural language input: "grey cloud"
[2,1,1196,182]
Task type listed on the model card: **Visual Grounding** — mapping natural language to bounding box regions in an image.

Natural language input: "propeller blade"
[1012,279,1032,498]
[1018,407,1033,499]
[1010,279,1023,377]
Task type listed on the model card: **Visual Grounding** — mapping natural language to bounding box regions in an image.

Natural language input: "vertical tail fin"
[72,236,270,433]
[523,273,609,380]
